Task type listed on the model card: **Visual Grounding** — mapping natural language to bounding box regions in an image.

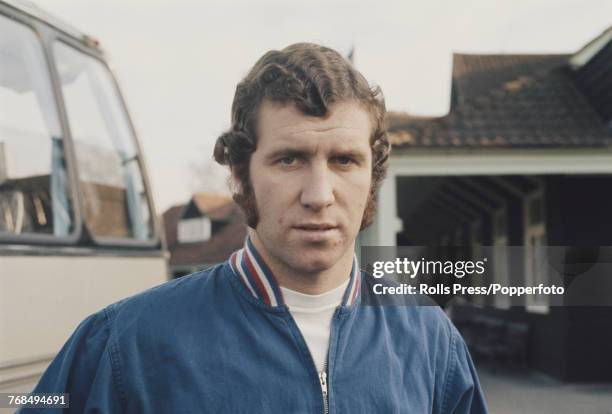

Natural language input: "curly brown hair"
[213,42,390,229]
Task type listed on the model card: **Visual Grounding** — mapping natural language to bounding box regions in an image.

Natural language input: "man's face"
[247,99,372,274]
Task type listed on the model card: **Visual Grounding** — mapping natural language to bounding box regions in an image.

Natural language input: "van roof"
[2,0,92,43]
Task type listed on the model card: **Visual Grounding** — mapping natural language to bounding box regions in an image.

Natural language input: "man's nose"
[300,162,335,210]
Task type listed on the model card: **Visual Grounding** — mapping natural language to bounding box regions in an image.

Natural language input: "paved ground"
[479,366,612,414]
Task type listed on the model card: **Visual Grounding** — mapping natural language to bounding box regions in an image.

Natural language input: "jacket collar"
[229,235,361,308]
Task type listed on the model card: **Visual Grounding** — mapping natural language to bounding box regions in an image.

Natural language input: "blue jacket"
[29,240,488,413]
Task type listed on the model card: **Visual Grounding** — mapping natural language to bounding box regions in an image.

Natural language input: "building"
[162,193,246,278]
[359,26,612,381]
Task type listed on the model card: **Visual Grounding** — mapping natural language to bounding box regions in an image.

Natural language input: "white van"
[0,0,168,393]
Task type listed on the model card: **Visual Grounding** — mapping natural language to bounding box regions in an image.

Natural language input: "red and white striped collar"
[229,236,361,308]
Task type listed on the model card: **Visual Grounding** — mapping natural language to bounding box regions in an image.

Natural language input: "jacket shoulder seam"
[104,305,127,409]
[441,319,458,414]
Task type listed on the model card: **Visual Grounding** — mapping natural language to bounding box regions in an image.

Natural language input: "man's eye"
[279,156,298,166]
[334,156,354,166]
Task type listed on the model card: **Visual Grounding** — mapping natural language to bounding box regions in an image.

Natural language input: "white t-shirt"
[280,279,350,373]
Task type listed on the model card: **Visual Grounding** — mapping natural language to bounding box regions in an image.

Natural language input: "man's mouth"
[292,224,338,242]
[293,223,337,231]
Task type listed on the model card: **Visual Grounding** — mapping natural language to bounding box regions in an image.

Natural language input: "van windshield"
[0,14,74,237]
[53,42,153,241]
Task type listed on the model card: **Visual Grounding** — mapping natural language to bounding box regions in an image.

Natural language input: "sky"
[34,0,612,213]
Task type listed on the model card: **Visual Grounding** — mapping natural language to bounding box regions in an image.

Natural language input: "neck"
[249,230,355,295]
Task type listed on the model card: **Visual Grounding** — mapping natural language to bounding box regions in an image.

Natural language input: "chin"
[288,251,339,273]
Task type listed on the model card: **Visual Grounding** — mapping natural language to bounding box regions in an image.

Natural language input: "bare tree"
[189,156,231,196]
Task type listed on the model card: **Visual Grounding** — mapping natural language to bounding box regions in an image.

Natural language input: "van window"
[53,42,153,240]
[0,14,74,237]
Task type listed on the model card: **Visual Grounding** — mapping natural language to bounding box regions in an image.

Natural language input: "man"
[29,43,488,413]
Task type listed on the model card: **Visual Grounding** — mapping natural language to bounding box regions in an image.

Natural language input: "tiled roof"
[192,193,234,219]
[162,198,247,268]
[388,51,612,149]
[450,54,569,107]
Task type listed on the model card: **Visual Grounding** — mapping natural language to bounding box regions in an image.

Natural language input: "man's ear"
[228,167,242,195]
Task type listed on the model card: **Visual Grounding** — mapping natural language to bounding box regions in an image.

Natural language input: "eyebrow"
[264,146,368,163]
[264,148,308,161]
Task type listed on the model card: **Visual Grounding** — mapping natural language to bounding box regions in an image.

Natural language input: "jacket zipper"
[320,307,342,414]
[319,362,329,414]
[283,305,341,413]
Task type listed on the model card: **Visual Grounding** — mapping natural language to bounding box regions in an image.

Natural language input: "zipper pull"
[319,370,328,397]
